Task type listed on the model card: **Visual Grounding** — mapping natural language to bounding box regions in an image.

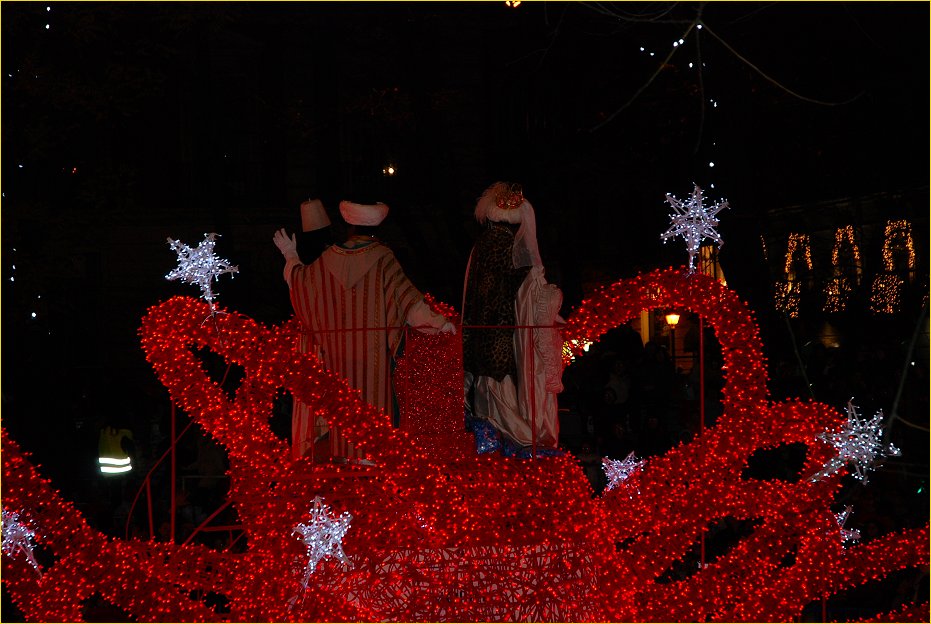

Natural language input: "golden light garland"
[823,226,861,313]
[823,276,853,313]
[870,220,915,314]
[831,225,862,282]
[774,280,799,318]
[775,233,811,317]
[783,233,812,278]
[881,220,915,272]
[869,275,905,315]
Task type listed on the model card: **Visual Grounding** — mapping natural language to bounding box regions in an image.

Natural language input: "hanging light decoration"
[165,233,239,310]
[809,399,901,484]
[824,225,861,313]
[660,185,728,274]
[870,220,915,315]
[775,233,811,318]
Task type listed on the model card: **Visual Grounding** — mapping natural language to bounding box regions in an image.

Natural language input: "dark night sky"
[2,2,929,473]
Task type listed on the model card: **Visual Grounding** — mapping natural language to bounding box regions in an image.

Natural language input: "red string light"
[2,267,927,621]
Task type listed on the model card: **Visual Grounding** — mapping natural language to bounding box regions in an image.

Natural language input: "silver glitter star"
[603,452,645,491]
[661,184,728,273]
[2,508,42,577]
[165,233,239,308]
[293,497,353,589]
[810,399,901,484]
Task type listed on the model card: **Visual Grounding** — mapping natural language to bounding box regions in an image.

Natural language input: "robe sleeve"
[406,299,448,333]
[381,251,447,333]
[283,256,303,289]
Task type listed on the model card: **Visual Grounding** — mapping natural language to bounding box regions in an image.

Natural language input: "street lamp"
[665,312,680,364]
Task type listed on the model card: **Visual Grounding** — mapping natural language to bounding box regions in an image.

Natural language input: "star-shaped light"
[293,497,353,589]
[661,184,728,273]
[2,508,42,577]
[602,452,645,491]
[165,233,239,308]
[810,399,901,484]
[835,505,861,545]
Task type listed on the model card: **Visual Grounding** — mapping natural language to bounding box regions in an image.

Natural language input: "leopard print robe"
[462,221,530,382]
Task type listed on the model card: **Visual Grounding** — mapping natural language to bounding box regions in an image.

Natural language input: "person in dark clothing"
[462,181,553,451]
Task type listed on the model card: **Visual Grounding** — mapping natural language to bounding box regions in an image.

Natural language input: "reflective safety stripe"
[98,456,131,466]
[98,456,132,474]
[100,464,132,474]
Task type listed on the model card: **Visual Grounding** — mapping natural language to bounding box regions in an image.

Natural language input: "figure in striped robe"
[289,199,334,461]
[275,200,454,461]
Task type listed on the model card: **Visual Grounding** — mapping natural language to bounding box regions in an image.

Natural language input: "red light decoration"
[3,267,927,622]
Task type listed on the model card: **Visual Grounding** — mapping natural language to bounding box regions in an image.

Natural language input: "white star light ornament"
[603,452,645,492]
[810,399,901,485]
[661,184,728,273]
[835,505,861,545]
[165,233,239,309]
[293,496,353,589]
[2,508,42,577]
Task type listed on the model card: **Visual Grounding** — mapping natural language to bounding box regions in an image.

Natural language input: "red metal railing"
[125,364,233,541]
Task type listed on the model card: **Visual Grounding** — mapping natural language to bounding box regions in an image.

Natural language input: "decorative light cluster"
[776,234,810,317]
[602,452,645,491]
[165,233,239,308]
[776,221,919,318]
[561,338,592,365]
[810,400,901,484]
[2,268,927,622]
[783,232,812,277]
[660,185,728,274]
[869,220,915,315]
[2,508,41,577]
[869,274,905,315]
[835,506,861,545]
[823,276,853,313]
[562,269,926,621]
[293,497,353,591]
[881,219,915,272]
[824,226,861,313]
[831,225,862,280]
[773,279,799,318]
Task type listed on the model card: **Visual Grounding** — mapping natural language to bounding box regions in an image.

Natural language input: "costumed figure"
[274,200,455,463]
[287,199,334,460]
[462,182,564,455]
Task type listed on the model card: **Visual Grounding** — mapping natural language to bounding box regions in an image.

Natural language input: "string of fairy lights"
[565,2,924,323]
[6,5,57,333]
[633,20,722,180]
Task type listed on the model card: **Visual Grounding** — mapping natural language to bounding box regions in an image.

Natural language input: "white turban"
[339,201,389,226]
[474,182,542,269]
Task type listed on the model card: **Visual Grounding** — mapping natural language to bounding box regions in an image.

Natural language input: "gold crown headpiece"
[494,183,524,210]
